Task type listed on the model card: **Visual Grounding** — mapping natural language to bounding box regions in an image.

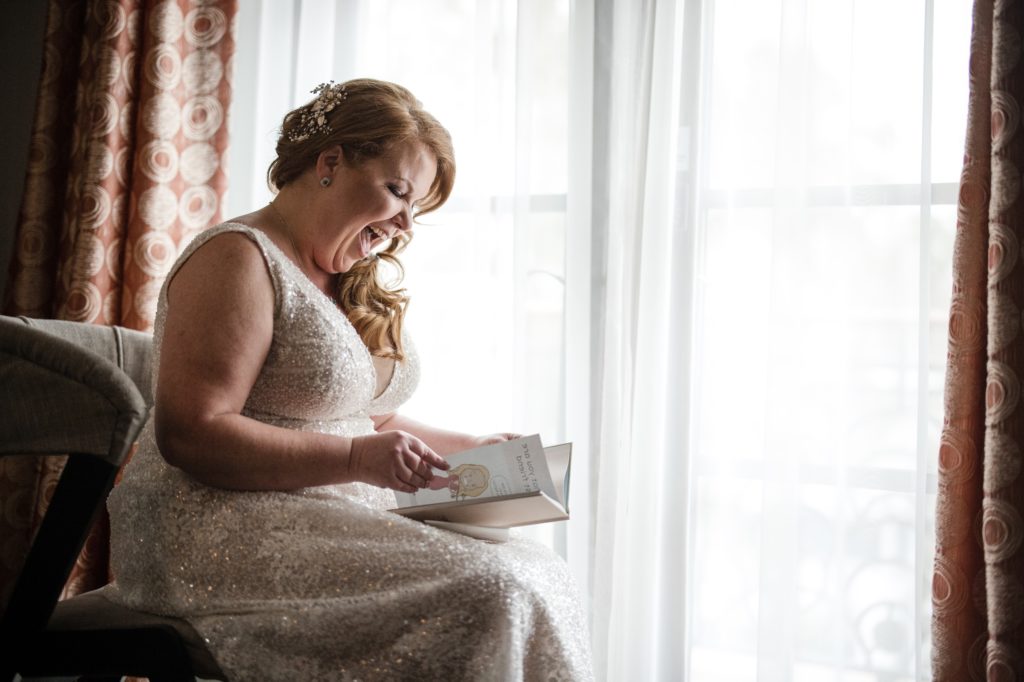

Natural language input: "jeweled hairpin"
[287,81,349,142]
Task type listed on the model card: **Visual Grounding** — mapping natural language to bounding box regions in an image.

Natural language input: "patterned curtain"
[0,0,235,607]
[932,0,1024,678]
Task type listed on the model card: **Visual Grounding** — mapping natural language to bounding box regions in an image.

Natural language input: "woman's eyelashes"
[387,183,406,199]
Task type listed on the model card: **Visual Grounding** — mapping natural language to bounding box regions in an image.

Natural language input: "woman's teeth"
[367,225,388,241]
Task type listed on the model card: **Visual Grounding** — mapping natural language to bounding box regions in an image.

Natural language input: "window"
[688,0,970,678]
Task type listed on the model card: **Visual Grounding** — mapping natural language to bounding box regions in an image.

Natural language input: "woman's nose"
[393,205,412,231]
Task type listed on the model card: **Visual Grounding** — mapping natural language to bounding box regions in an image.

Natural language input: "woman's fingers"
[416,446,449,471]
[408,452,434,479]
[398,448,437,489]
[396,459,426,487]
[471,432,521,448]
[402,439,447,478]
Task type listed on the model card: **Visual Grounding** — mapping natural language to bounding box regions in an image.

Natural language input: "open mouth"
[359,225,391,257]
[368,225,389,242]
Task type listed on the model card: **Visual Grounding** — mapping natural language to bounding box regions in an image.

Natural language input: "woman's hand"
[349,431,450,493]
[471,433,523,448]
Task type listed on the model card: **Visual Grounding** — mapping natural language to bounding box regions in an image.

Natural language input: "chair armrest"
[0,316,149,466]
[11,314,154,407]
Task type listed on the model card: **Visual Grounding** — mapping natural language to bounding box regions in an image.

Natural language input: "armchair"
[0,315,226,681]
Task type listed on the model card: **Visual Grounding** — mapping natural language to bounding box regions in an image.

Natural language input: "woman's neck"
[264,193,334,296]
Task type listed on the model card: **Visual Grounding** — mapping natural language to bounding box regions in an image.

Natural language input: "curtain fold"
[589,0,692,679]
[1,0,235,609]
[932,0,1024,678]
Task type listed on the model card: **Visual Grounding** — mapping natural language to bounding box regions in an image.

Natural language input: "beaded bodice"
[154,223,419,433]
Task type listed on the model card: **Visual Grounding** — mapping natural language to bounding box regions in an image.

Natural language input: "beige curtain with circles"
[931,0,1024,678]
[1,0,235,610]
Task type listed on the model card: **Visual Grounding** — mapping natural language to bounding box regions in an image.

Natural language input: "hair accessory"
[287,81,349,142]
[320,176,332,187]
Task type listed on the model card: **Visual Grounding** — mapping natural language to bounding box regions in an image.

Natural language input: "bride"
[103,78,593,681]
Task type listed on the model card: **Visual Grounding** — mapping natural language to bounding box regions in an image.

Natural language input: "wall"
[0,3,48,305]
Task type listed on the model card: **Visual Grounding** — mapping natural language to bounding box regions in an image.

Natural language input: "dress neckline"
[217,222,398,402]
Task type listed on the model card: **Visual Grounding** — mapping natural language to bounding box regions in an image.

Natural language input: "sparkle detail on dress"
[102,223,593,681]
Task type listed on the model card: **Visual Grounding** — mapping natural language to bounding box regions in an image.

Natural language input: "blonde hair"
[268,79,455,359]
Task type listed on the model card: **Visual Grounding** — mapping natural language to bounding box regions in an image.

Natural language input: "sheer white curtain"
[583,0,971,680]
[682,0,971,680]
[586,0,692,680]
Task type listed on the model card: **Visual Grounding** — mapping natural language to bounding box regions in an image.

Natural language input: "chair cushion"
[48,591,227,680]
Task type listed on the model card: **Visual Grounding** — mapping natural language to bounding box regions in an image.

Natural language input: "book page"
[543,443,572,507]
[394,434,557,509]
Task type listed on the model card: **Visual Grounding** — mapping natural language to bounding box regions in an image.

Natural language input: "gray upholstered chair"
[0,315,226,681]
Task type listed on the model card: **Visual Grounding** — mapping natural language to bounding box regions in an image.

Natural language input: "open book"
[390,435,571,541]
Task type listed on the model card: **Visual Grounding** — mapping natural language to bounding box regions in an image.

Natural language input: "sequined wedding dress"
[103,224,593,681]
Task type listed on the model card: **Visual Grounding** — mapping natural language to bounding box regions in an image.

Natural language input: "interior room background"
[0,0,985,680]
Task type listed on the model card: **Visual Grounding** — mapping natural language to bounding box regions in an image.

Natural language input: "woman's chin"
[334,255,354,274]
[338,252,368,273]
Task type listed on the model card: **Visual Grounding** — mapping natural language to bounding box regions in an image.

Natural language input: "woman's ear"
[316,145,345,177]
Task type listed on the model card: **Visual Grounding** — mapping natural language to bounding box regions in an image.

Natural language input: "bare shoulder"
[174,229,269,280]
[168,230,274,306]
[162,229,276,360]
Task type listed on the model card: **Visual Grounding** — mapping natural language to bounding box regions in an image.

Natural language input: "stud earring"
[320,176,331,187]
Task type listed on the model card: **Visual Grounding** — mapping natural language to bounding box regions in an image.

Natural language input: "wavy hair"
[268,79,455,359]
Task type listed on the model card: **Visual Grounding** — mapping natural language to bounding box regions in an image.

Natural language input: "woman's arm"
[371,412,519,456]
[155,232,446,492]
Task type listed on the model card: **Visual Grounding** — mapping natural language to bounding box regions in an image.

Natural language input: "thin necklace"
[268,201,336,297]
[267,200,304,268]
